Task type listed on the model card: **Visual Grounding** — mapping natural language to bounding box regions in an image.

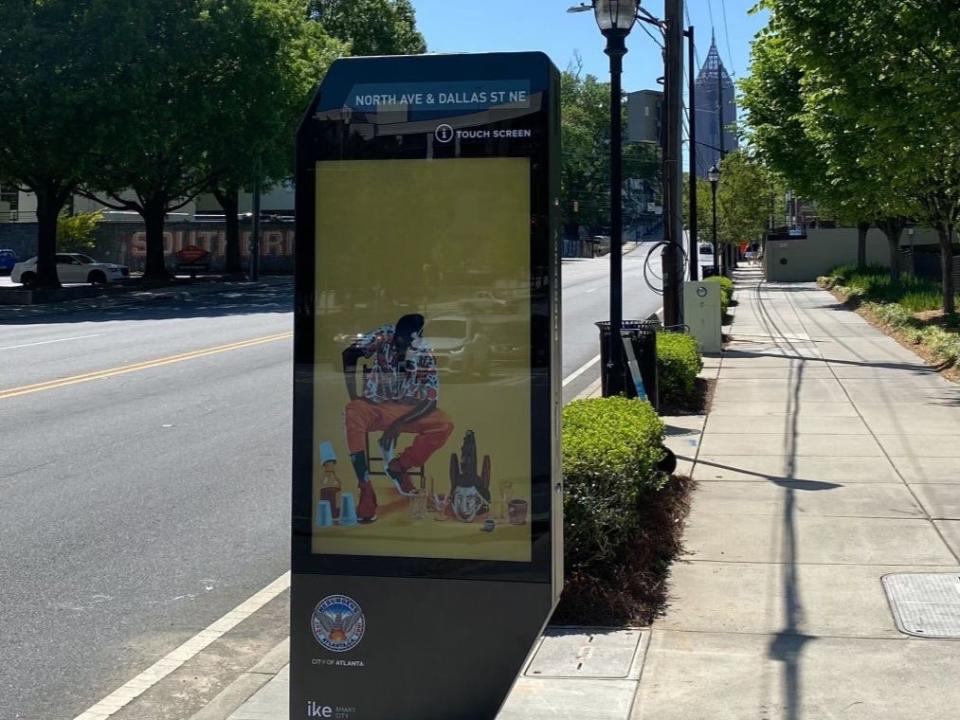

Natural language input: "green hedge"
[825,264,949,312]
[657,331,703,409]
[703,275,734,313]
[562,397,666,573]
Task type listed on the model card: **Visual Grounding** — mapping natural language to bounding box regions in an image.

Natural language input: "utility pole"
[661,0,684,327]
[717,55,727,276]
[250,156,261,282]
[686,24,698,282]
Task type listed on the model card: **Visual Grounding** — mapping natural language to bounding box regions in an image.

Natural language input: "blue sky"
[409,1,769,95]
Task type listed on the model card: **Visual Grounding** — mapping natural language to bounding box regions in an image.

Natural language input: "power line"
[720,0,736,77]
[636,19,664,49]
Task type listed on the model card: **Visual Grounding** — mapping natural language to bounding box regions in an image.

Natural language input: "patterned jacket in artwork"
[356,325,440,403]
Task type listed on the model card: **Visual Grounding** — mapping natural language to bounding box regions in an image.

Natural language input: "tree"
[0,1,115,288]
[81,0,225,280]
[57,211,104,252]
[714,150,782,249]
[560,62,660,239]
[310,0,426,56]
[760,0,960,310]
[203,0,344,274]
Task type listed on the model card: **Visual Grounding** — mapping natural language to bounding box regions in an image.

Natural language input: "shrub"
[703,275,734,312]
[657,331,703,410]
[562,397,666,574]
[826,264,948,311]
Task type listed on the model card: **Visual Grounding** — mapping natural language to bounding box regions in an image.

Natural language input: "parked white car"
[421,315,491,377]
[11,253,130,286]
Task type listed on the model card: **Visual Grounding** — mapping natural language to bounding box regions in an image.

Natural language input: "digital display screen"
[310,157,532,562]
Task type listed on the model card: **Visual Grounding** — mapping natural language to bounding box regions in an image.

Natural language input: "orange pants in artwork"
[344,399,454,469]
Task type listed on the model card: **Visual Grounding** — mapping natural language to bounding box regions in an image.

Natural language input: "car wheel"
[88,270,107,285]
[20,272,37,287]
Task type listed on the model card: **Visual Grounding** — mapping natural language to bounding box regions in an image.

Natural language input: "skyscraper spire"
[693,27,739,178]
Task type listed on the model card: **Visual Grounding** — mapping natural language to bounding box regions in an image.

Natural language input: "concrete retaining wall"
[764,227,940,282]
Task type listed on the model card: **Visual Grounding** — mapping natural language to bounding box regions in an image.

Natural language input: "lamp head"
[708,165,721,184]
[593,0,639,37]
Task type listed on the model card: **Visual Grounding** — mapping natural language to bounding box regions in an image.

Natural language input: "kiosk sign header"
[347,79,531,111]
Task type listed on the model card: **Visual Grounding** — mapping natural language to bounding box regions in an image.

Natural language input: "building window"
[0,185,19,220]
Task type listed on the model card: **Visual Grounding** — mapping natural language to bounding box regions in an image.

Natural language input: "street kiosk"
[291,53,562,720]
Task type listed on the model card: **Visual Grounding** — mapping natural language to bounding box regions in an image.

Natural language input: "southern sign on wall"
[291,53,562,720]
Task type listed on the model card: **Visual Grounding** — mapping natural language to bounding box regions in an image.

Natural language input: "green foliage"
[714,150,783,246]
[56,211,103,251]
[205,0,345,193]
[310,0,425,55]
[825,264,960,366]
[825,265,949,312]
[656,332,703,410]
[746,0,960,309]
[0,0,117,286]
[703,275,734,313]
[866,302,960,367]
[562,397,666,573]
[560,63,660,234]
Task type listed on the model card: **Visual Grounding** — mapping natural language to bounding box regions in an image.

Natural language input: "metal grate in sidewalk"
[882,573,960,638]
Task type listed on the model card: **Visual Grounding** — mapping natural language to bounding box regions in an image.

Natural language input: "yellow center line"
[0,331,293,401]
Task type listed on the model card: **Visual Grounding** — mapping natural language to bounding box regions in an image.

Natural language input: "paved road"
[0,250,663,720]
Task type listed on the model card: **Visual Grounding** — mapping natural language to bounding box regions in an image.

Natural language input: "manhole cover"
[525,628,644,678]
[882,573,960,638]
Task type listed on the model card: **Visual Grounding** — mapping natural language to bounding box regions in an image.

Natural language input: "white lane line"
[0,334,102,351]
[562,354,601,387]
[72,572,290,720]
[585,287,598,294]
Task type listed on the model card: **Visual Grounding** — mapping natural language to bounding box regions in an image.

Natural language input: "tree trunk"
[878,217,905,282]
[34,187,64,288]
[141,201,170,281]
[215,186,243,275]
[856,221,869,269]
[939,224,955,316]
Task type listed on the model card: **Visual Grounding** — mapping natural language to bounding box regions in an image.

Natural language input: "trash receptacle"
[596,321,659,410]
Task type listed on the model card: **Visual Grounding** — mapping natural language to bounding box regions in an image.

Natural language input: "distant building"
[694,34,738,178]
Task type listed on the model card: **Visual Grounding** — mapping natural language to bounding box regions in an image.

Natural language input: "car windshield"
[75,254,96,264]
[425,320,467,339]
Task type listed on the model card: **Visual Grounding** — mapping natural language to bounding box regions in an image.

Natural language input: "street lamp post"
[593,0,638,396]
[708,164,720,277]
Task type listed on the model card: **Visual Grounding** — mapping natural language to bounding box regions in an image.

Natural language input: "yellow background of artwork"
[312,157,532,562]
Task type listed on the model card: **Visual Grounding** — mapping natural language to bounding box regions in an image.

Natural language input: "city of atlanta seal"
[311,595,365,652]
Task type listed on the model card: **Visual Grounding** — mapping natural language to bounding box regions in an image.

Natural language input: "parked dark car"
[0,249,18,275]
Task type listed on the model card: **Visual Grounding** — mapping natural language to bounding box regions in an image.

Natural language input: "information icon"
[435,124,454,143]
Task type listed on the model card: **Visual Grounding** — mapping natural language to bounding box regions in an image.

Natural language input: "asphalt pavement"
[0,247,665,720]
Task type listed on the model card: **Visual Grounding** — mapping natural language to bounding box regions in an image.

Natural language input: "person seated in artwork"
[342,313,454,523]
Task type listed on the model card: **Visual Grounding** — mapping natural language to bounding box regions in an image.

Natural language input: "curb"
[188,639,289,720]
[0,277,292,320]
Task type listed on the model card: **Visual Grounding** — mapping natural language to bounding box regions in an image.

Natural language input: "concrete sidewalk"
[195,267,960,720]
[635,266,960,719]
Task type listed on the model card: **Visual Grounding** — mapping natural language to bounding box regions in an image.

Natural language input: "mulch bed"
[550,474,696,627]
[658,376,715,417]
